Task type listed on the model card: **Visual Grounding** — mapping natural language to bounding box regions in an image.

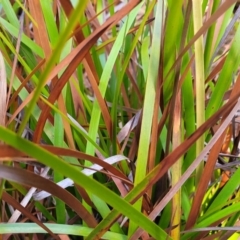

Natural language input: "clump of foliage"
[0,0,240,239]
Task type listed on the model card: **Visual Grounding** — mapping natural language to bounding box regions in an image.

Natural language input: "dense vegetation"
[0,0,240,239]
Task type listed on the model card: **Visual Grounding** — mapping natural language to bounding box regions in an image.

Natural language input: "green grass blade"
[0,126,166,240]
[0,17,44,57]
[1,0,19,28]
[111,1,153,154]
[182,202,240,240]
[83,4,143,232]
[129,0,164,235]
[53,112,66,224]
[206,21,240,119]
[40,0,59,46]
[85,3,142,157]
[0,223,127,239]
[17,0,88,135]
[205,167,240,214]
[192,0,205,184]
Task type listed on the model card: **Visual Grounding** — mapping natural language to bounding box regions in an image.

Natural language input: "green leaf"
[0,126,167,240]
[0,17,44,57]
[0,223,127,239]
[129,0,164,234]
